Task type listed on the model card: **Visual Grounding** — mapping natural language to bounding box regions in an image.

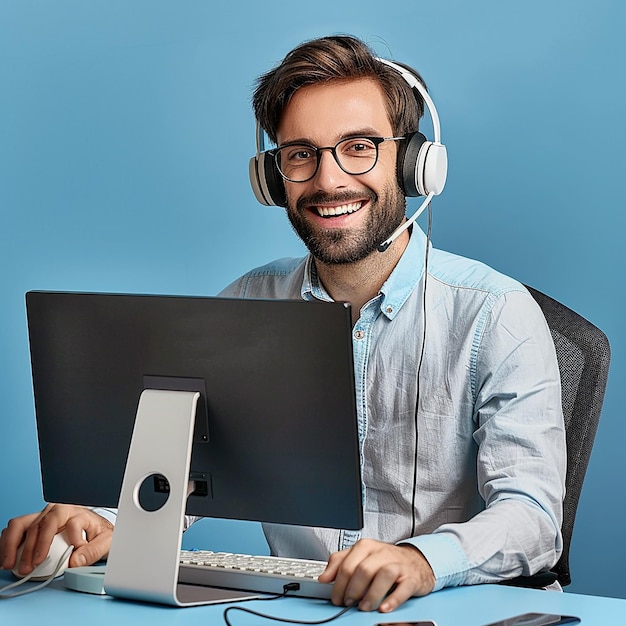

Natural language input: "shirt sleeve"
[90,507,118,526]
[406,289,566,588]
[90,508,200,532]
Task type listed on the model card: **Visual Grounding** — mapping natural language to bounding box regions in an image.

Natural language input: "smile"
[315,201,363,218]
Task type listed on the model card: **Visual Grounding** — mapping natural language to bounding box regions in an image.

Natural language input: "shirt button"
[354,330,365,340]
[386,306,393,314]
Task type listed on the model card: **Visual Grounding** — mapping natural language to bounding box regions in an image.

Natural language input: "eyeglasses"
[271,136,406,183]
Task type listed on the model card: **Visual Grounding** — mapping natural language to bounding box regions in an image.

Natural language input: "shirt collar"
[379,225,428,319]
[301,257,332,302]
[300,226,428,318]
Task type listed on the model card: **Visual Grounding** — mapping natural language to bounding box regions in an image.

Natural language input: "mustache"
[295,189,377,212]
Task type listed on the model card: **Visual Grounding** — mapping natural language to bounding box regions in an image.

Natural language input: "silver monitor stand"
[104,389,259,606]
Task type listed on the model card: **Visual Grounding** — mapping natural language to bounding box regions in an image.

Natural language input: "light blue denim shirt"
[216,226,566,590]
[94,227,565,590]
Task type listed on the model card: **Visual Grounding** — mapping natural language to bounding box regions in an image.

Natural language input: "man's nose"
[312,149,350,190]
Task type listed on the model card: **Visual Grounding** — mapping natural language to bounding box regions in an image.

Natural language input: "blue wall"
[1,0,624,599]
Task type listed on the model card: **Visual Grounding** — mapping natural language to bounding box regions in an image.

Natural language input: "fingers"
[321,539,435,613]
[330,540,386,609]
[69,533,111,568]
[1,504,114,575]
[31,504,65,564]
[17,504,72,572]
[318,549,348,583]
[64,507,112,548]
[0,512,39,571]
[378,577,422,614]
[67,514,114,568]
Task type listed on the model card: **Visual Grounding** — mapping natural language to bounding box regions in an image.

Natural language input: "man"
[0,35,566,614]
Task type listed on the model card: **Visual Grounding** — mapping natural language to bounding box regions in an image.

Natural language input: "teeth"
[316,202,362,217]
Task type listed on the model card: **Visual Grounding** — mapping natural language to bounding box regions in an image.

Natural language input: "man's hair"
[253,35,425,144]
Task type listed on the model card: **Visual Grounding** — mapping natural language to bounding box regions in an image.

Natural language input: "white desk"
[1,570,624,625]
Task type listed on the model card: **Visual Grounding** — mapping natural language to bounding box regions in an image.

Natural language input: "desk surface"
[1,570,624,625]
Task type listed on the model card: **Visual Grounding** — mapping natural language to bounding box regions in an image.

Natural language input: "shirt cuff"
[399,533,469,591]
[90,507,118,526]
[90,508,199,531]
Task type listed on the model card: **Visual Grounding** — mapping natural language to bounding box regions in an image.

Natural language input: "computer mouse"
[11,530,74,581]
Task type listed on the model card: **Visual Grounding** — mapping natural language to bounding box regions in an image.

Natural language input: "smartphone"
[375,622,437,626]
[483,613,581,626]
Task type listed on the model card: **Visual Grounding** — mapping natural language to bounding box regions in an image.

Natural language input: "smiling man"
[1,35,566,615]
[277,79,409,322]
[279,79,405,259]
[221,35,567,611]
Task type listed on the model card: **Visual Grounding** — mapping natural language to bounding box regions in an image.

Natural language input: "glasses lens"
[335,137,378,175]
[275,145,318,182]
[274,138,381,182]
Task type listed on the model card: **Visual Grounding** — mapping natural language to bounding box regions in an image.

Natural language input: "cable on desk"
[223,583,354,626]
[0,544,74,599]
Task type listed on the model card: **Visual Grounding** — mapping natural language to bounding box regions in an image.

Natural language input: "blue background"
[1,0,624,599]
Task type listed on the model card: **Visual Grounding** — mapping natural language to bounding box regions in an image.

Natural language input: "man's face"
[276,78,406,265]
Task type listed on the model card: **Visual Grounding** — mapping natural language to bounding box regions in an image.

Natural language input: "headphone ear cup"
[399,132,427,197]
[420,142,448,196]
[263,152,287,207]
[249,151,287,207]
[249,155,270,206]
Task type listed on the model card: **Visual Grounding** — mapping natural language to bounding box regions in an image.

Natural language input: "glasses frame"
[271,135,407,183]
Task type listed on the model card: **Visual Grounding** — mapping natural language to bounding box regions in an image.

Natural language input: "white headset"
[248,57,448,250]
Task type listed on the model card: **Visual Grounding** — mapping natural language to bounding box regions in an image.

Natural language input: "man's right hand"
[0,504,113,576]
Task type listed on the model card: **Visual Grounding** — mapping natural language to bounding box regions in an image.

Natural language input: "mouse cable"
[223,583,353,626]
[0,544,74,599]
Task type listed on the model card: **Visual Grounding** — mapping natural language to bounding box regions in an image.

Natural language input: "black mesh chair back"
[508,286,610,588]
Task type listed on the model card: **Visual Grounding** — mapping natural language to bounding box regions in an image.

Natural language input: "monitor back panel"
[26,291,363,530]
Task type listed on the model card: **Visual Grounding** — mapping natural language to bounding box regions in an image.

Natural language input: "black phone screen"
[484,613,581,626]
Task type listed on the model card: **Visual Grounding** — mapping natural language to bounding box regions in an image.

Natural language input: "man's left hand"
[317,539,435,613]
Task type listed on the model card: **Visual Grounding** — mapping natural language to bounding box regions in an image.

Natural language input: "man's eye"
[342,140,376,155]
[287,148,314,161]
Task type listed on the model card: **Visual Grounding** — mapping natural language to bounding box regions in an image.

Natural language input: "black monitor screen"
[25,291,363,531]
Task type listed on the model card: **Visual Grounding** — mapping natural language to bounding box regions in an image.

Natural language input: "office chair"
[504,285,611,588]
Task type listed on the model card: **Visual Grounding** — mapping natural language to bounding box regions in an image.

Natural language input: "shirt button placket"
[351,324,368,452]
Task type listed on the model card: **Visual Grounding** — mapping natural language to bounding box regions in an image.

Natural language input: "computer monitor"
[25,291,363,531]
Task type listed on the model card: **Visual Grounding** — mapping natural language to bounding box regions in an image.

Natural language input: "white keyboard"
[178,550,332,599]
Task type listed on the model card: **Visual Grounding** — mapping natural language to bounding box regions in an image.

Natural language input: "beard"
[285,183,407,265]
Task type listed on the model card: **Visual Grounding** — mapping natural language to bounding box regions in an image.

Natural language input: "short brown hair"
[253,35,425,144]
